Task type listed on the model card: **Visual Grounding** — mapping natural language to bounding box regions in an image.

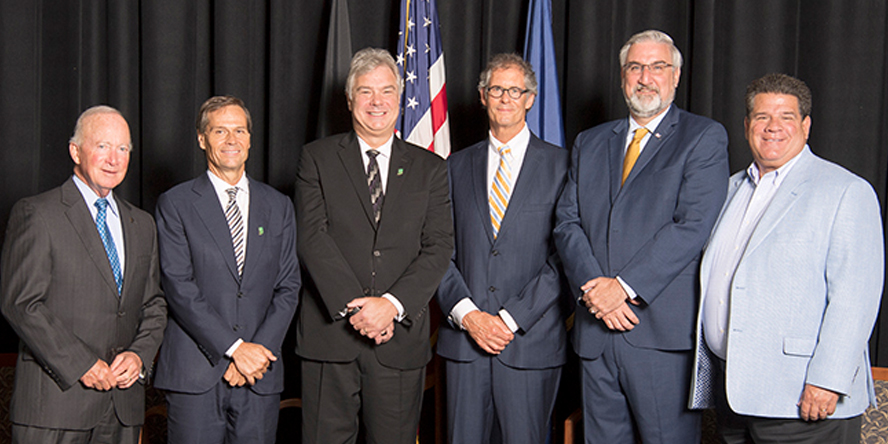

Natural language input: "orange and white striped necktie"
[489,145,512,238]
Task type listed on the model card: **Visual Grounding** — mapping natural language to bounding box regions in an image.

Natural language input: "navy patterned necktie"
[226,188,246,277]
[366,150,384,224]
[95,198,122,295]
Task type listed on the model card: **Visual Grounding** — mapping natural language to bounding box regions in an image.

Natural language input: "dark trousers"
[165,382,280,444]
[12,401,139,444]
[445,357,561,444]
[714,358,861,444]
[301,345,425,444]
[581,334,701,444]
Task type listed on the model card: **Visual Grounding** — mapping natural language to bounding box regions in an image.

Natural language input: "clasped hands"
[347,297,397,345]
[462,310,514,355]
[224,342,277,387]
[80,351,142,391]
[580,277,640,331]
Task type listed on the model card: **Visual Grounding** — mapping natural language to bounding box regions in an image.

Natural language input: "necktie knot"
[497,145,511,157]
[95,197,108,212]
[226,187,238,203]
[366,149,380,159]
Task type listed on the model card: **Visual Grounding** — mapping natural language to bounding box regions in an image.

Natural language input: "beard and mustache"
[624,83,675,118]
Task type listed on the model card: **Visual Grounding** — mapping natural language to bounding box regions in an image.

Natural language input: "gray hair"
[477,53,538,96]
[345,48,403,101]
[618,30,683,69]
[745,73,813,119]
[69,105,128,147]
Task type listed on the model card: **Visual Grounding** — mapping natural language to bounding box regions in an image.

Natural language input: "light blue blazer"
[690,147,884,418]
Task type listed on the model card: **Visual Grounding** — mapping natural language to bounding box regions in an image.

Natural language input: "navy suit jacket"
[554,106,729,358]
[154,173,300,395]
[437,134,570,369]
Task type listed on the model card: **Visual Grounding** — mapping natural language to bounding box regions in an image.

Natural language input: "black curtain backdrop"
[1,0,887,367]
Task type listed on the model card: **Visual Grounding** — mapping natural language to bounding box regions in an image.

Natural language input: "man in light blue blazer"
[436,54,569,444]
[689,73,884,443]
[154,96,301,443]
[554,30,729,443]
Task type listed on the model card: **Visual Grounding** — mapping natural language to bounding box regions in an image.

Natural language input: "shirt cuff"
[450,298,480,330]
[225,338,244,358]
[381,293,406,322]
[616,276,638,300]
[498,309,519,333]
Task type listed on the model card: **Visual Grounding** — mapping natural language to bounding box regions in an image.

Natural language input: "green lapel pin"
[258,227,265,236]
[397,168,404,176]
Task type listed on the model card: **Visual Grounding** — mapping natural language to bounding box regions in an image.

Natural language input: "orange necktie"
[622,127,649,186]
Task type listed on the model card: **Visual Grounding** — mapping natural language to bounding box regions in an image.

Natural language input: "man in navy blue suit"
[154,96,301,443]
[554,30,729,443]
[436,53,570,444]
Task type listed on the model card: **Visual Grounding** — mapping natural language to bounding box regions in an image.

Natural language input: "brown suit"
[0,178,167,430]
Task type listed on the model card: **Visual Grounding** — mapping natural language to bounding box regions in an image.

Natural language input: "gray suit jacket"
[690,148,884,418]
[1,177,167,429]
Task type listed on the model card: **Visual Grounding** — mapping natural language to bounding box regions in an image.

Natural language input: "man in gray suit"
[436,53,569,444]
[1,106,167,443]
[690,73,884,443]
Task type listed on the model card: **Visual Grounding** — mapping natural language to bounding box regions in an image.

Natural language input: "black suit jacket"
[295,132,453,370]
[0,178,167,429]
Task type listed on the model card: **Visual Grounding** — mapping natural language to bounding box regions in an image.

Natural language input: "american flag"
[396,0,450,158]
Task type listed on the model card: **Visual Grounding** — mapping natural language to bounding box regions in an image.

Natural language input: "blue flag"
[523,0,565,148]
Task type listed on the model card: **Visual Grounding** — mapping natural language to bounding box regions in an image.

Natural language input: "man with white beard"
[554,29,729,443]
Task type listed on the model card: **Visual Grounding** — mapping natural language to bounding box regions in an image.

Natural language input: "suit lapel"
[470,144,495,244]
[61,179,119,297]
[191,174,241,281]
[119,199,137,301]
[337,133,377,228]
[700,175,744,292]
[743,150,815,256]
[242,178,268,282]
[382,138,415,226]
[623,106,680,188]
[496,137,543,242]
[608,122,627,202]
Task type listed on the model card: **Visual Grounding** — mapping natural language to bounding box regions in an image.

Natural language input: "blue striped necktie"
[95,198,122,295]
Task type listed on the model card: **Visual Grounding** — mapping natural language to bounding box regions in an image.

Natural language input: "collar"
[72,174,120,217]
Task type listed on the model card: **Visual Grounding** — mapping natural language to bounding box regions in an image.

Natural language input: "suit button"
[491,250,499,256]
[363,288,371,295]
[117,311,125,317]
[489,286,496,292]
[237,292,243,299]
[373,250,381,257]
[233,325,240,331]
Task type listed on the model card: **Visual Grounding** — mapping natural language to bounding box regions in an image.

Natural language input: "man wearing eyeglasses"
[554,30,729,443]
[436,53,569,444]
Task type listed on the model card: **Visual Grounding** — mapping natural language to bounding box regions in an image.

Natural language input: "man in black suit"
[1,106,167,443]
[295,47,453,444]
